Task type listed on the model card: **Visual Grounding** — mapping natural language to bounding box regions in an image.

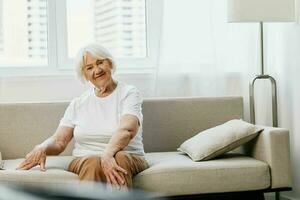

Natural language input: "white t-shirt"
[59,81,145,157]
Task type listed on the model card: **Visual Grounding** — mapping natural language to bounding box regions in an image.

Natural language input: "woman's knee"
[75,156,103,181]
[115,151,130,168]
[83,156,101,169]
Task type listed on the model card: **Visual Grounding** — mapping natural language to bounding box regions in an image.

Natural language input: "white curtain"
[154,0,261,121]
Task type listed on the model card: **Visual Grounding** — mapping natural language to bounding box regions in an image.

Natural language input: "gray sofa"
[0,97,292,199]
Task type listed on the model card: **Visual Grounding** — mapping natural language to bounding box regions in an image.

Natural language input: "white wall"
[266,23,300,200]
[0,73,156,103]
[0,75,87,103]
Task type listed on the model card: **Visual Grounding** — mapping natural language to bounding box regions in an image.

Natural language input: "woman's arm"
[103,114,139,157]
[17,126,74,171]
[39,126,74,155]
[101,114,140,187]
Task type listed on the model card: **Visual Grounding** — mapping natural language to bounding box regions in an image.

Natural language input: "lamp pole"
[249,22,279,200]
[260,22,265,75]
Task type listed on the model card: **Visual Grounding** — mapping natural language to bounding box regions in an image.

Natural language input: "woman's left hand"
[101,155,127,188]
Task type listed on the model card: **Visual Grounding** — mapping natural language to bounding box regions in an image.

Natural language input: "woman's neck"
[95,79,117,98]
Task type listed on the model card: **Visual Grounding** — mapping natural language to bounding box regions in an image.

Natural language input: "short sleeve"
[121,87,143,124]
[59,99,76,128]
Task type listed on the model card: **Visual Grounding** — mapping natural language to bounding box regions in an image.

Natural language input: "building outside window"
[67,0,146,59]
[0,0,48,66]
[0,0,160,75]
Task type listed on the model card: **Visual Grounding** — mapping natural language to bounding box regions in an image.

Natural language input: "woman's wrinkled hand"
[101,155,127,188]
[16,146,47,171]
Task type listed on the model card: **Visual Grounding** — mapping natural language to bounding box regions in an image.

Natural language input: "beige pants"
[68,151,148,187]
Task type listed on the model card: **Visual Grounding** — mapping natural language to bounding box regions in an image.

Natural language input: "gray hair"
[75,44,116,82]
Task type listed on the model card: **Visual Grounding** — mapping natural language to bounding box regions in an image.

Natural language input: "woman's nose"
[94,64,102,73]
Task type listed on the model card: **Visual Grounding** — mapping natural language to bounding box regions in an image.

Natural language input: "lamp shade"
[228,0,295,22]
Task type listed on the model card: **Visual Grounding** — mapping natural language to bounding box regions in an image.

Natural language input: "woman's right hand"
[16,146,47,171]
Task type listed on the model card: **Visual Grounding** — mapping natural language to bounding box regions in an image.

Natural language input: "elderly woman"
[17,44,148,189]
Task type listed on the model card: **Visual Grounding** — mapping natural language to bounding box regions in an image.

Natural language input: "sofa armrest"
[0,152,3,170]
[246,126,292,189]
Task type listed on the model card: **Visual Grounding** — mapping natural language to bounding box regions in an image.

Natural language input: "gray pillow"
[177,119,263,161]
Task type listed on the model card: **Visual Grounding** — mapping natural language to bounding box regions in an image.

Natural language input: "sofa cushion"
[0,156,78,185]
[178,119,263,161]
[133,152,270,196]
[0,153,271,197]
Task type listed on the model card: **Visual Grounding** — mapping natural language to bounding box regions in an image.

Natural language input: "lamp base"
[249,74,278,127]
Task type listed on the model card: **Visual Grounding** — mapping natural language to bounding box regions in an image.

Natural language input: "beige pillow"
[177,119,263,161]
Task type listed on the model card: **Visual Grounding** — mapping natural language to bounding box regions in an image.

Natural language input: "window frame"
[0,0,163,76]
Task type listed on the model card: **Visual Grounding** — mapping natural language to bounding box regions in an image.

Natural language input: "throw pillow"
[177,119,263,161]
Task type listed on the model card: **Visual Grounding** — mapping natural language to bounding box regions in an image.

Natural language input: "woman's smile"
[94,71,105,79]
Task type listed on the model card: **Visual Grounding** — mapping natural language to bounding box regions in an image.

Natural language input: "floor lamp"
[227,0,295,199]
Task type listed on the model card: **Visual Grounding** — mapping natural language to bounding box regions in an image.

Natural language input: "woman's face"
[83,52,113,88]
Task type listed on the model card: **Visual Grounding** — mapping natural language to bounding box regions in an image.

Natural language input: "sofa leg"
[275,191,280,200]
[258,192,265,200]
[241,192,264,200]
[248,192,265,200]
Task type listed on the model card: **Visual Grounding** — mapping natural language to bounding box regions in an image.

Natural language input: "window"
[0,1,3,55]
[0,0,162,76]
[0,0,48,67]
[66,0,146,59]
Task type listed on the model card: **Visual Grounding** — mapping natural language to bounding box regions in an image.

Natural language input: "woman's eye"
[96,60,104,65]
[86,67,92,70]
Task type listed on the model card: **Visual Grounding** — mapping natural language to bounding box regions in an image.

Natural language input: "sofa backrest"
[0,102,71,159]
[143,97,243,152]
[0,96,243,159]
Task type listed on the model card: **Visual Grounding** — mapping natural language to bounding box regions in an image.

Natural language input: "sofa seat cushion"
[133,152,270,196]
[0,156,78,186]
[1,153,271,196]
